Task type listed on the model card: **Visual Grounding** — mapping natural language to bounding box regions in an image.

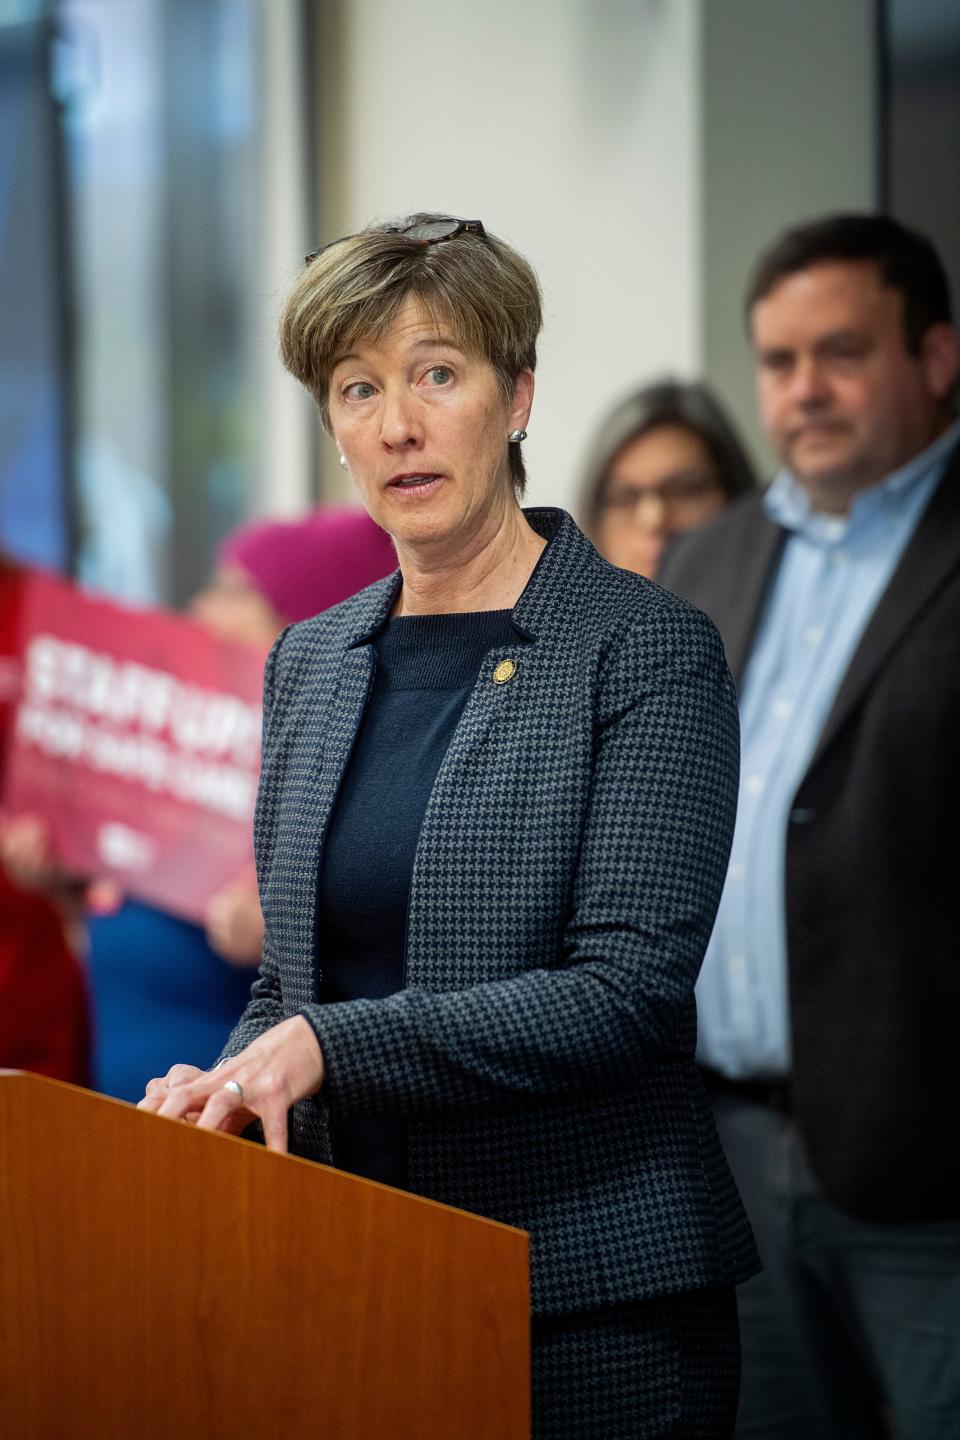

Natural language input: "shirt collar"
[764,416,960,539]
[345,507,571,649]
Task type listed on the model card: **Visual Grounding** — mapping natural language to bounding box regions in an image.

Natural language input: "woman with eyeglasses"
[580,381,759,579]
[140,214,758,1437]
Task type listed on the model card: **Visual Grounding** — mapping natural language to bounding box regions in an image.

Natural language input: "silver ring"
[223,1079,244,1101]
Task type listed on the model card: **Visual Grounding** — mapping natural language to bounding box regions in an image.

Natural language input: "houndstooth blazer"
[221,508,759,1315]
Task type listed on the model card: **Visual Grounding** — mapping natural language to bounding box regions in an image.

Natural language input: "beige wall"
[312,0,703,513]
[701,0,876,477]
[254,0,317,517]
[304,0,878,511]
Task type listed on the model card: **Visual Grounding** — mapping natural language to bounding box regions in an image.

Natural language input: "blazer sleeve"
[301,605,740,1123]
[216,630,289,1061]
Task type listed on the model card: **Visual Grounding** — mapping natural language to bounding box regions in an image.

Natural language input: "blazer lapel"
[721,512,787,687]
[306,568,400,850]
[808,453,960,771]
[280,574,399,1007]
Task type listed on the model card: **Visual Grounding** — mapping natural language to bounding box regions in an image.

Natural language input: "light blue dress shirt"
[696,419,960,1079]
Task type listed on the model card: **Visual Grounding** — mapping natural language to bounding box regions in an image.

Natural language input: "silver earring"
[339,452,348,470]
[508,429,528,443]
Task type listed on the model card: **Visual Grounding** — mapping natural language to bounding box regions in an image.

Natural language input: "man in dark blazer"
[658,214,960,1440]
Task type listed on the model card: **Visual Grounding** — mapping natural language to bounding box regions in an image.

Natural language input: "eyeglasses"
[598,473,724,518]
[305,218,486,266]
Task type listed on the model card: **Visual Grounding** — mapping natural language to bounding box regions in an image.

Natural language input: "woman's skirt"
[531,1284,740,1439]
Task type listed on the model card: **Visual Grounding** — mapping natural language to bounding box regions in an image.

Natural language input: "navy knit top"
[312,607,516,1187]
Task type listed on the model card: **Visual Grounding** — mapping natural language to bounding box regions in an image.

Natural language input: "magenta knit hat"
[219,507,396,623]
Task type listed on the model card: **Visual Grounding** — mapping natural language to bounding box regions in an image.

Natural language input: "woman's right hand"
[138,1064,209,1123]
[137,1017,324,1153]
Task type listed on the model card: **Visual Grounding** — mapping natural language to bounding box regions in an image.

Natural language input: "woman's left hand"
[140,1016,325,1154]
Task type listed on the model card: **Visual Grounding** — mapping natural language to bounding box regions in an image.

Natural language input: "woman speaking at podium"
[140,215,758,1437]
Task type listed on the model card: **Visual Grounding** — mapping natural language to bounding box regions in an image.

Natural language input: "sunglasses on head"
[305,217,485,266]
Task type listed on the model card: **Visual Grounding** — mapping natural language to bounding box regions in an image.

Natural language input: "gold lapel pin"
[493,658,517,685]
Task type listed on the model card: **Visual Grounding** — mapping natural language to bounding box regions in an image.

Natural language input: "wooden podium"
[0,1072,530,1439]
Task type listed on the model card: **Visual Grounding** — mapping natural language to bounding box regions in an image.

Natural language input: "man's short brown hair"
[746,213,953,354]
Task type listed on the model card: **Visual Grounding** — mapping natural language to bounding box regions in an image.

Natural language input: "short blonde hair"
[279,213,543,493]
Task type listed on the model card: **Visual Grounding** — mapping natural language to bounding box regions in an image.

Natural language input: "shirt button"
[745,775,764,795]
[803,625,823,647]
[729,954,747,978]
[832,549,849,568]
[773,698,793,720]
[728,861,745,882]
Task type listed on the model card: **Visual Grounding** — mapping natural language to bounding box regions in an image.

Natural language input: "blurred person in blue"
[2,509,395,1102]
[579,380,758,579]
[140,213,759,1438]
[658,214,960,1440]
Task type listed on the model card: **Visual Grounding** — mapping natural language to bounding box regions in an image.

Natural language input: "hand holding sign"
[1,572,267,922]
[203,873,265,967]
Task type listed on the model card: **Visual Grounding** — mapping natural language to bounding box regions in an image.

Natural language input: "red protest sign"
[0,564,25,771]
[1,571,267,922]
